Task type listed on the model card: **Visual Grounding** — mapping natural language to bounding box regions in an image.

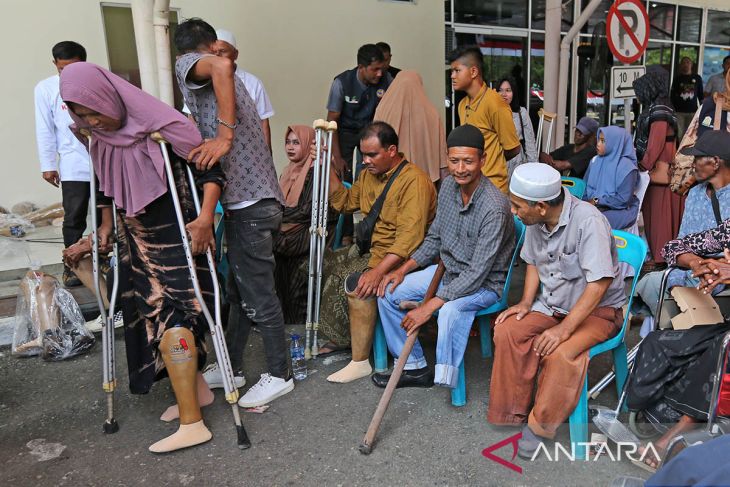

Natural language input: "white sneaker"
[85,311,124,333]
[86,315,103,333]
[237,373,294,408]
[202,362,246,389]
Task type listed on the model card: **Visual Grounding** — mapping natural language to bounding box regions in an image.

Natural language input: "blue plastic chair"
[561,177,586,199]
[567,230,647,459]
[214,201,229,294]
[373,216,527,407]
[332,181,352,250]
[450,216,526,406]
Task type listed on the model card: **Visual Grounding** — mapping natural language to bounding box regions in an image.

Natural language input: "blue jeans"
[377,264,499,388]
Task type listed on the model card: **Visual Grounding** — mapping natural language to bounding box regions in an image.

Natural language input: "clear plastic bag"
[12,269,95,361]
[0,213,33,237]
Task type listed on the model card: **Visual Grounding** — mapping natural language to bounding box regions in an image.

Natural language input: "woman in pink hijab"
[273,125,337,325]
[60,62,224,453]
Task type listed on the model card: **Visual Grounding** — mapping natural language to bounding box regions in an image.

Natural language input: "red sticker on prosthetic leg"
[179,338,189,351]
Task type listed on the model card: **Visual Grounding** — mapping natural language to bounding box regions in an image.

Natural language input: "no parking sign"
[606,0,650,64]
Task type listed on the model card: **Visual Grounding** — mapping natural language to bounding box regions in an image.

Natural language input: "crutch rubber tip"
[237,425,252,450]
[103,419,119,434]
[358,442,372,455]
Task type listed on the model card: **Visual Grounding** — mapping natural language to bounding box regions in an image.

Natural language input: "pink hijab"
[279,125,316,207]
[59,62,203,216]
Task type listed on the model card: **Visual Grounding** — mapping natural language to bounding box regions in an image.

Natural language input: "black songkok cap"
[447,124,485,151]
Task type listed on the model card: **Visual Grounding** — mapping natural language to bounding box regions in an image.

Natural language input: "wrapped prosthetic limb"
[12,268,95,360]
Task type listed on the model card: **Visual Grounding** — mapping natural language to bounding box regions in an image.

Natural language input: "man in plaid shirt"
[373,124,515,389]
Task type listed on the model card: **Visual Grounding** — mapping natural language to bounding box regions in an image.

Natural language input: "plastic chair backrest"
[499,216,527,304]
[214,201,225,261]
[591,230,648,357]
[561,177,586,199]
[624,171,651,235]
[332,181,352,250]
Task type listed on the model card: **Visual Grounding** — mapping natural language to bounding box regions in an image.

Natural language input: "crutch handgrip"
[313,119,328,130]
[326,121,338,132]
[150,131,169,144]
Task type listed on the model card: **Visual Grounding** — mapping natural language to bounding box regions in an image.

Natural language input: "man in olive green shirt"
[323,121,436,383]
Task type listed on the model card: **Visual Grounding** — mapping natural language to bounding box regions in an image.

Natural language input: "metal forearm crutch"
[150,132,251,450]
[311,120,337,359]
[304,119,337,359]
[81,129,120,434]
[588,267,673,399]
[304,119,327,359]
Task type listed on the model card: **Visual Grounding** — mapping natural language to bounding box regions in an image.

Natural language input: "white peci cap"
[510,163,562,202]
[215,29,237,48]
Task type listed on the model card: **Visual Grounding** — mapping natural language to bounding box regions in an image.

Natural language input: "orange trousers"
[487,307,621,438]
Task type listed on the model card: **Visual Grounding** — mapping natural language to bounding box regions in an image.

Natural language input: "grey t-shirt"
[705,72,727,96]
[520,189,626,316]
[175,52,284,208]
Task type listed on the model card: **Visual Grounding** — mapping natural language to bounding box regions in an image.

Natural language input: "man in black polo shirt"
[327,44,393,175]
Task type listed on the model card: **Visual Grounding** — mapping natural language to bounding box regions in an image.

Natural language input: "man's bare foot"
[160,372,215,422]
[632,444,664,472]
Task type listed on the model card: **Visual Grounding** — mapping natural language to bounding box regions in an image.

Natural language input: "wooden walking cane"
[359,261,446,455]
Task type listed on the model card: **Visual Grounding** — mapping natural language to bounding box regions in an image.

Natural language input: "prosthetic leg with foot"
[327,289,376,383]
[149,327,212,453]
[152,132,250,449]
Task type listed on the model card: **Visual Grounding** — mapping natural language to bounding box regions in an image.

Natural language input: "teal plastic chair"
[214,201,229,294]
[561,177,586,199]
[332,181,352,250]
[567,230,647,459]
[373,216,526,407]
[451,216,526,406]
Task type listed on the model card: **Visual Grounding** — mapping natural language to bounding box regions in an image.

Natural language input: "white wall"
[0,0,445,209]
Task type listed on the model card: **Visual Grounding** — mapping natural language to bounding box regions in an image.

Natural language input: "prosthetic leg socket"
[327,290,376,383]
[149,327,212,453]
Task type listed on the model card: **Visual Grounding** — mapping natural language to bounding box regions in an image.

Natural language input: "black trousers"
[224,199,289,378]
[61,181,91,248]
[626,324,730,420]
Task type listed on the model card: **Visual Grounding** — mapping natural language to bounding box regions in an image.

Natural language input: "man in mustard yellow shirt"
[321,121,436,384]
[450,47,521,193]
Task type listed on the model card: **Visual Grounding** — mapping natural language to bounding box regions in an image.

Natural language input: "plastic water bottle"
[290,334,307,380]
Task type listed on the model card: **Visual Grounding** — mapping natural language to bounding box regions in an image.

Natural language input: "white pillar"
[153,0,173,106]
[555,0,605,146]
[131,0,159,98]
[542,0,562,149]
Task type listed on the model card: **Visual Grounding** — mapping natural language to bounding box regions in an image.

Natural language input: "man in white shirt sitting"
[34,41,90,287]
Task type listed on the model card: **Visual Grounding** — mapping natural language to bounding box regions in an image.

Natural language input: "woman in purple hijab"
[60,62,225,453]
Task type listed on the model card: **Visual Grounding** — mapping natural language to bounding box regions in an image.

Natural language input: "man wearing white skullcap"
[488,163,626,458]
[182,28,275,150]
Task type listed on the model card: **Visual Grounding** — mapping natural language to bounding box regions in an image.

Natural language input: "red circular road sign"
[606,0,650,64]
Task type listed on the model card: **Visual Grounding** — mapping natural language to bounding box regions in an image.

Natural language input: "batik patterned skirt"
[115,158,215,394]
